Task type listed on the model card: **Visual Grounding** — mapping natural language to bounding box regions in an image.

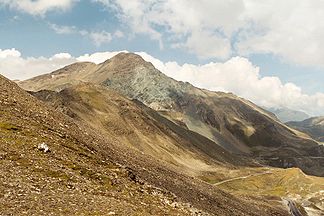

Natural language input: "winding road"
[213,172,305,216]
[285,199,303,216]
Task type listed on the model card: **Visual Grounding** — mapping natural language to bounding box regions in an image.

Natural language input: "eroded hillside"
[30,81,324,216]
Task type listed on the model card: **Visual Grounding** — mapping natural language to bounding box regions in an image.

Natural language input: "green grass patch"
[0,122,20,131]
[32,167,71,180]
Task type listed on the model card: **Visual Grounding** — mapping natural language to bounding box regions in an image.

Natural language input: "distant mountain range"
[266,107,310,123]
[1,52,323,215]
[287,117,324,142]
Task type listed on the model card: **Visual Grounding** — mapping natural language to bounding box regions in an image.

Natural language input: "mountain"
[30,83,249,175]
[19,52,324,177]
[0,74,197,215]
[287,117,324,142]
[7,51,324,214]
[1,74,291,215]
[30,83,324,215]
[267,107,310,123]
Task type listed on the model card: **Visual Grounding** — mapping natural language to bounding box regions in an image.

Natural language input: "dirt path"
[213,171,272,186]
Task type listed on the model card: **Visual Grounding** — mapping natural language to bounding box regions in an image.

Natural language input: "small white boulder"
[38,143,50,153]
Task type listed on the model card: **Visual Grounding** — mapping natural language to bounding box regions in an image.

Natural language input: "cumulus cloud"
[1,48,324,115]
[0,48,21,58]
[0,0,76,16]
[94,0,324,67]
[3,1,324,66]
[235,0,324,67]
[137,53,324,116]
[76,50,128,64]
[4,1,324,66]
[0,48,76,80]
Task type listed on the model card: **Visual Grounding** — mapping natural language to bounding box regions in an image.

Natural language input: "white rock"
[38,143,50,153]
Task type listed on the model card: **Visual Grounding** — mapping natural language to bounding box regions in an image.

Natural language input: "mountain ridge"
[29,81,324,215]
[19,52,324,177]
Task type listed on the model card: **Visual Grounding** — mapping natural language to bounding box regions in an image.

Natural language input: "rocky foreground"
[0,74,288,215]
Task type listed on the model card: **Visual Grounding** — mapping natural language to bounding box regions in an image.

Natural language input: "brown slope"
[19,52,324,177]
[18,62,98,92]
[30,83,253,175]
[0,75,194,215]
[1,75,289,215]
[31,83,324,215]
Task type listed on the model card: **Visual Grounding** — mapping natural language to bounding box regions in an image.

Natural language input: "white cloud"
[49,23,77,34]
[0,48,21,58]
[49,23,123,46]
[52,53,72,59]
[1,48,324,116]
[236,0,324,67]
[94,0,324,67]
[138,53,324,116]
[76,50,128,64]
[88,31,112,46]
[0,48,76,80]
[113,30,124,38]
[2,1,324,67]
[182,31,232,60]
[0,0,76,16]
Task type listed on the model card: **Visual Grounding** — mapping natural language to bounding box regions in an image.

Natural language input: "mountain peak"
[112,52,145,61]
[101,52,154,69]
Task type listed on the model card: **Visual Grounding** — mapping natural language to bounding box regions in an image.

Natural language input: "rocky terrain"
[1,74,291,215]
[30,83,324,216]
[19,52,324,177]
[30,83,250,175]
[0,74,196,215]
[287,117,324,142]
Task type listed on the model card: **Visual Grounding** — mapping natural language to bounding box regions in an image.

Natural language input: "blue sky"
[0,0,324,115]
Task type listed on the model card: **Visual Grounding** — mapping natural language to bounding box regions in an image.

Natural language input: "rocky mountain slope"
[30,83,324,215]
[0,74,195,215]
[19,52,324,177]
[30,83,250,175]
[1,75,291,215]
[287,117,324,142]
